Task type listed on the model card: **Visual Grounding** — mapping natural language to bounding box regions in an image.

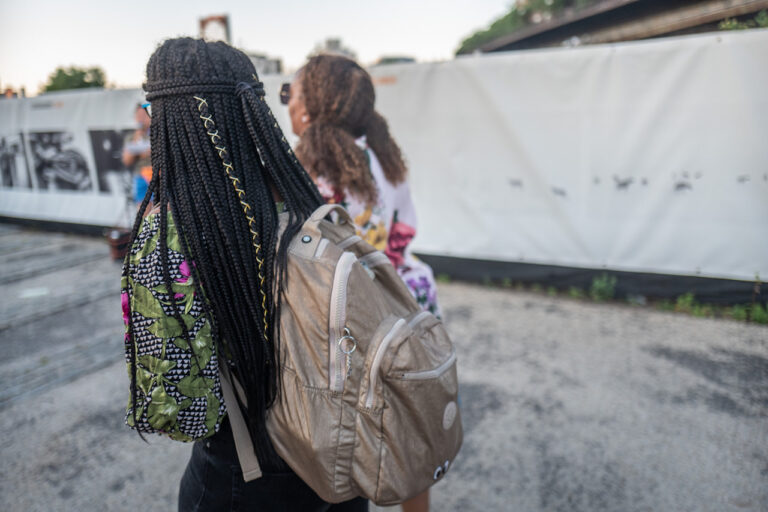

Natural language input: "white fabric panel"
[0,78,291,228]
[368,30,768,282]
[0,88,144,226]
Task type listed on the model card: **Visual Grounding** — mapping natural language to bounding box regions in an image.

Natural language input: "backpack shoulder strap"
[221,204,352,482]
[287,204,355,259]
[218,365,263,482]
[307,203,352,225]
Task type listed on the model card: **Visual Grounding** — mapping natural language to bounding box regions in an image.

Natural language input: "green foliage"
[436,273,452,284]
[457,10,526,54]
[727,304,749,321]
[146,385,180,431]
[487,271,765,325]
[135,367,155,395]
[674,292,696,314]
[138,354,177,376]
[204,394,222,433]
[659,291,767,324]
[132,282,165,319]
[719,18,750,30]
[751,303,768,324]
[590,273,616,302]
[457,0,599,54]
[653,293,767,324]
[722,303,767,324]
[719,10,768,31]
[175,374,216,398]
[756,10,768,27]
[147,315,184,338]
[673,293,719,319]
[691,303,714,318]
[42,66,106,93]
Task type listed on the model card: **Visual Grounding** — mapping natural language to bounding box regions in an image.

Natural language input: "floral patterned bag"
[121,213,226,442]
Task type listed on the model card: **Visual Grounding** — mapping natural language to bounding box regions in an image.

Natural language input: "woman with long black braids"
[121,38,367,511]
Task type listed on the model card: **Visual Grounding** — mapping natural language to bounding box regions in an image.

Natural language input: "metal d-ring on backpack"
[123,203,463,506]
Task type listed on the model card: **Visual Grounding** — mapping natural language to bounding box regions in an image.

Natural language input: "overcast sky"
[0,0,512,95]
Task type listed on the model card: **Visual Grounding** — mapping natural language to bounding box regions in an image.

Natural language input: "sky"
[0,0,513,95]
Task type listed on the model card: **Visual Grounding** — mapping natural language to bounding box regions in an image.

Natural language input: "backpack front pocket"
[371,313,462,504]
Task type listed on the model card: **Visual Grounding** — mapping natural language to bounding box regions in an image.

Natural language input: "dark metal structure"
[469,0,768,53]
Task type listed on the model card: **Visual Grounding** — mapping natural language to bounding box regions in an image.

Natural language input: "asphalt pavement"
[0,223,766,512]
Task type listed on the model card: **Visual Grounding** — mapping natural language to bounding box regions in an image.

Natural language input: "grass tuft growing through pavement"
[453,273,766,326]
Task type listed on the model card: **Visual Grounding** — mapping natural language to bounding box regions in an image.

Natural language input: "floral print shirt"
[315,136,440,316]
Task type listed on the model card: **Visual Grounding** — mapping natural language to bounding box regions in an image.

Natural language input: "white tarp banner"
[1,31,766,281]
[0,88,144,226]
[0,77,290,227]
[369,30,768,282]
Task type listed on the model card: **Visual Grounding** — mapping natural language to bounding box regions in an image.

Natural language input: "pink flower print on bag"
[173,260,193,299]
[122,291,130,326]
[177,261,191,283]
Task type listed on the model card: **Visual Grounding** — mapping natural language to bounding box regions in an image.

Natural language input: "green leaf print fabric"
[121,213,226,442]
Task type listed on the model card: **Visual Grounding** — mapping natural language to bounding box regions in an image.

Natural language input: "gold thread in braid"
[193,95,271,340]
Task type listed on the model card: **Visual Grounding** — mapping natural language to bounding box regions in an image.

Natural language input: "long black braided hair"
[123,38,323,467]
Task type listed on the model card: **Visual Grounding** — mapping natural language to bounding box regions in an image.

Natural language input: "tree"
[42,66,106,93]
[456,0,598,55]
[718,9,768,30]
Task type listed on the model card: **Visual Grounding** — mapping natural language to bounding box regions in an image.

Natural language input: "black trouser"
[178,420,368,512]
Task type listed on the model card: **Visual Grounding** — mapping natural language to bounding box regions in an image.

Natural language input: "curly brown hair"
[295,54,407,206]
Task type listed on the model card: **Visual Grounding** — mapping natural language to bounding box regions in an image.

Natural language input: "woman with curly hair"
[285,53,438,512]
[286,54,440,319]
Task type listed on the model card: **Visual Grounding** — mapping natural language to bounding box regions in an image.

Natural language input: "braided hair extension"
[122,38,322,467]
[294,54,408,206]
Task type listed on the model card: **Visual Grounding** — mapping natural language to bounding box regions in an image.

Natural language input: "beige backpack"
[221,204,462,506]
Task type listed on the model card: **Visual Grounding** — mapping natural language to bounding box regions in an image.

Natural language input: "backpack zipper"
[365,318,408,408]
[329,251,358,392]
[397,350,457,380]
[408,311,432,328]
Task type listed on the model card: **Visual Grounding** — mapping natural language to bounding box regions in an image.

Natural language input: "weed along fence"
[1,31,767,303]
